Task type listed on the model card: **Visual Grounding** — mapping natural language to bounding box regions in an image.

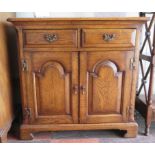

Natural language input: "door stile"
[79,52,88,123]
[71,52,79,123]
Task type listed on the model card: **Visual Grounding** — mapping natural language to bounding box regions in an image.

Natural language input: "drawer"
[82,29,136,48]
[23,29,78,48]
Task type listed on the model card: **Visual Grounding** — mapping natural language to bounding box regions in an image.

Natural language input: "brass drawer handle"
[81,85,86,95]
[44,33,58,42]
[73,85,78,95]
[103,33,116,42]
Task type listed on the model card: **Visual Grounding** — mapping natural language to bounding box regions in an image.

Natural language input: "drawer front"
[82,29,136,48]
[23,29,78,48]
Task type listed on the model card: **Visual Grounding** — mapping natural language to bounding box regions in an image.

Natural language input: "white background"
[0,0,155,12]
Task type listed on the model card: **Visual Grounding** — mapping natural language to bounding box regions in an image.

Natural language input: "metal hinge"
[130,58,136,70]
[23,108,31,119]
[21,59,28,71]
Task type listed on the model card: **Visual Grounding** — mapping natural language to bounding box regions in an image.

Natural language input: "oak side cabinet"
[0,23,18,143]
[8,18,147,140]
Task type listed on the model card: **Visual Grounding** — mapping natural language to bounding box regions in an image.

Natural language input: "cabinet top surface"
[7,17,149,22]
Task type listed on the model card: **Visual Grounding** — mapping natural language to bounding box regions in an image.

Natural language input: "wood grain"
[82,29,136,48]
[24,29,78,48]
[7,17,149,22]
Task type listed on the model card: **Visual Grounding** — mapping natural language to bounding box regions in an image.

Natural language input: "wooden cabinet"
[0,23,17,142]
[8,18,147,140]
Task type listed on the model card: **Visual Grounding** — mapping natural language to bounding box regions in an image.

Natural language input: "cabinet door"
[24,51,78,124]
[80,51,134,124]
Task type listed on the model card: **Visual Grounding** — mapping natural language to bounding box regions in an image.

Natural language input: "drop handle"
[73,85,78,95]
[44,33,58,42]
[81,85,86,95]
[103,33,116,42]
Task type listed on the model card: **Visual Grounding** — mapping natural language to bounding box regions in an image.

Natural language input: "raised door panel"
[24,51,78,124]
[88,61,122,115]
[80,51,134,124]
[33,61,70,116]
